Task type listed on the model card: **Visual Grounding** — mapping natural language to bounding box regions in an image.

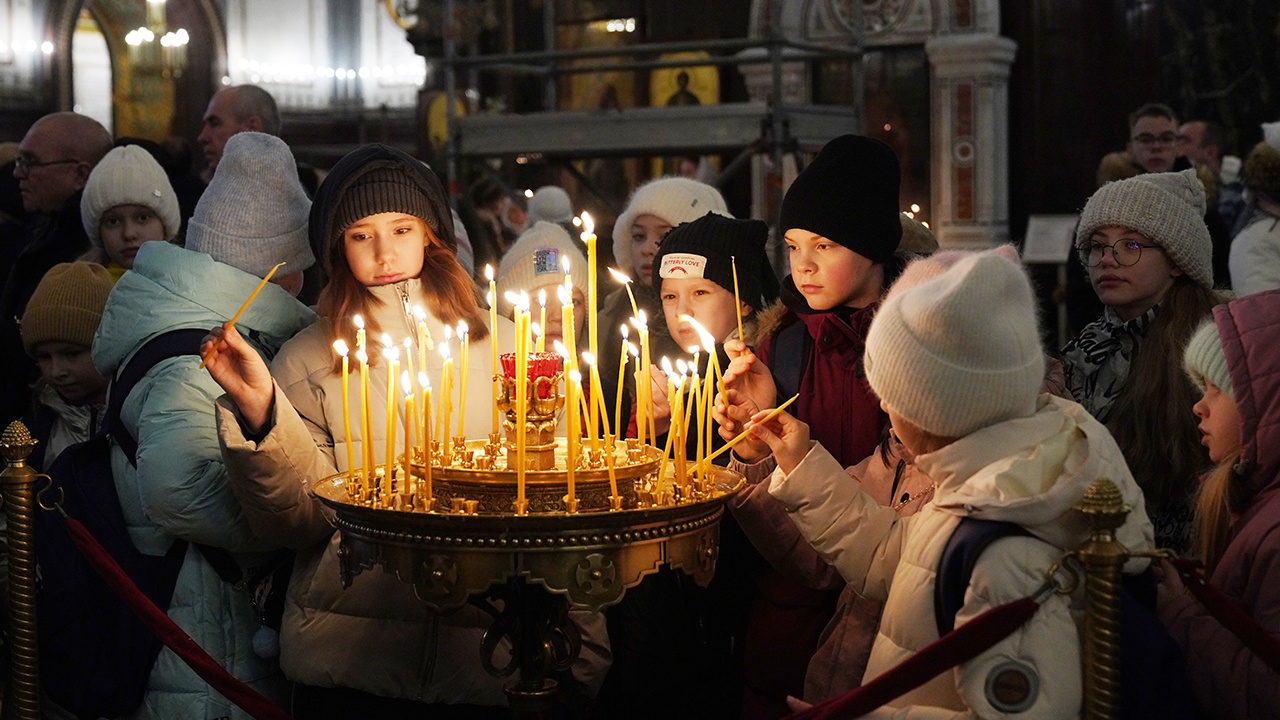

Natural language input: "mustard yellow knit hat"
[21,262,114,355]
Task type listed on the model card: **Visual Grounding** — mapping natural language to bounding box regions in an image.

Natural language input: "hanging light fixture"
[126,0,189,77]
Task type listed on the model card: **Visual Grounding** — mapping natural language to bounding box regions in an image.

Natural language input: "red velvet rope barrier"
[1170,558,1280,674]
[784,596,1041,720]
[61,515,293,720]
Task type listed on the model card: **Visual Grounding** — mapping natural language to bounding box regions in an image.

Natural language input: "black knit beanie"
[779,134,902,264]
[330,163,441,250]
[652,213,779,310]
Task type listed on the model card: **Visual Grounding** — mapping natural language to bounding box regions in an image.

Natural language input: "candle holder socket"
[450,497,467,514]
[563,496,580,514]
[625,438,644,463]
[496,373,565,471]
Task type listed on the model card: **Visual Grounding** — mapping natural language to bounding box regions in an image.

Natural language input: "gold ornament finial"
[1075,477,1130,533]
[0,420,35,465]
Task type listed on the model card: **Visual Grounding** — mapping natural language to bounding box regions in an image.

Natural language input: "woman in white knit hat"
[79,144,182,281]
[739,248,1154,717]
[1062,168,1228,555]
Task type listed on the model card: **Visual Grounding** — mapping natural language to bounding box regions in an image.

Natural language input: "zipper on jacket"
[397,281,418,340]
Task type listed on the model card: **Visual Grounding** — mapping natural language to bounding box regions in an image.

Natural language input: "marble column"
[925,33,1017,248]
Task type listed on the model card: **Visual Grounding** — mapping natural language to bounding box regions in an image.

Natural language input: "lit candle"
[731,255,745,342]
[515,299,529,513]
[581,212,599,372]
[566,368,580,507]
[537,289,547,353]
[615,324,629,439]
[333,340,355,478]
[438,332,452,447]
[686,347,704,482]
[581,351,603,455]
[583,355,620,500]
[402,372,413,500]
[420,371,433,503]
[355,317,371,484]
[656,359,680,498]
[198,260,286,369]
[673,360,689,491]
[607,267,640,319]
[383,345,399,501]
[558,287,578,375]
[456,321,469,439]
[486,264,500,436]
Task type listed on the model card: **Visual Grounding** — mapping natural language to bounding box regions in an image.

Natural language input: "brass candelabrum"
[312,355,744,718]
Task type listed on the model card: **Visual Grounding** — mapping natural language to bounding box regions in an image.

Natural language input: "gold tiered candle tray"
[310,456,744,612]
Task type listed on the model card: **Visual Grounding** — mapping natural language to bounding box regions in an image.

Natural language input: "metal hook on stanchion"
[35,475,64,516]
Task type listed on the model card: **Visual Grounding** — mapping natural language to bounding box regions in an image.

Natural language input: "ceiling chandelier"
[125,0,189,78]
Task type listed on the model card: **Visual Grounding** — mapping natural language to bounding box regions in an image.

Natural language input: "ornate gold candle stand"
[312,455,743,717]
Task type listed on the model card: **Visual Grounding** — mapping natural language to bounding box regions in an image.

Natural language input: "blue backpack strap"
[105,328,210,466]
[771,319,809,401]
[934,517,1031,636]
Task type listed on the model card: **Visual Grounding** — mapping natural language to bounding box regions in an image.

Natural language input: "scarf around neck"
[1061,305,1158,422]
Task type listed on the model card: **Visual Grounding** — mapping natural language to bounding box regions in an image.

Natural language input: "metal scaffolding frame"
[439,0,866,221]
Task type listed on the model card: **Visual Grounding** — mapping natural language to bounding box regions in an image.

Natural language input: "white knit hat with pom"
[866,249,1045,438]
[611,177,730,276]
[80,145,180,247]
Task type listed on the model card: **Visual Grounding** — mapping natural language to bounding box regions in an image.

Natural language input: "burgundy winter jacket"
[734,302,888,719]
[1161,289,1280,719]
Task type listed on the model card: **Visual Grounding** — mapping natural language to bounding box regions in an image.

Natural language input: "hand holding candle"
[199,261,286,369]
[705,394,800,464]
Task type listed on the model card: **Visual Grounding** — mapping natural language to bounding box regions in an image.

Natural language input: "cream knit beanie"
[21,262,114,355]
[611,177,730,274]
[496,222,586,316]
[1076,168,1214,289]
[186,132,315,278]
[80,145,180,246]
[865,250,1045,438]
[1183,319,1232,398]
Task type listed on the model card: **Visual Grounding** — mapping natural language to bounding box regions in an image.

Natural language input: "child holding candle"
[200,143,609,718]
[495,221,588,347]
[89,131,316,718]
[742,250,1155,718]
[709,135,911,718]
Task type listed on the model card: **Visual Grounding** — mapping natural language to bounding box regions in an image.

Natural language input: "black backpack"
[935,517,1201,720]
[34,329,261,719]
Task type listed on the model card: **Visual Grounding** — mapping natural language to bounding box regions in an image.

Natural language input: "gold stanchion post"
[1,421,41,720]
[1073,478,1132,720]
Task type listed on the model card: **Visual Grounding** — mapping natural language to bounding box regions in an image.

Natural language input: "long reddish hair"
[318,222,487,368]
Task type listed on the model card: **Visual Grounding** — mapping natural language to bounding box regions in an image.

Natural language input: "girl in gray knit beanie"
[1062,168,1228,555]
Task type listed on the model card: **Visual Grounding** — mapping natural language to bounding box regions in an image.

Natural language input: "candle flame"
[581,350,597,367]
[627,342,639,357]
[413,305,426,320]
[620,324,629,339]
[457,320,468,336]
[401,370,412,388]
[439,342,451,360]
[569,368,582,383]
[561,255,571,274]
[381,333,393,349]
[660,356,674,374]
[384,346,399,361]
[676,358,688,375]
[537,288,546,307]
[356,350,368,363]
[572,216,582,227]
[531,321,542,338]
[580,211,594,237]
[484,264,494,281]
[418,371,430,390]
[607,267,632,285]
[333,339,349,357]
[557,284,570,305]
[487,289,494,306]
[443,325,452,341]
[553,339,569,359]
[403,337,412,350]
[687,345,701,356]
[680,314,717,352]
[504,290,522,308]
[353,315,364,329]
